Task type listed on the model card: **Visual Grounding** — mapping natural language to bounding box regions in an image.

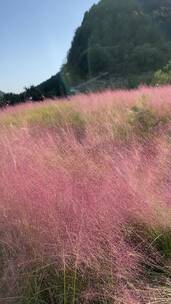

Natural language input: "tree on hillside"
[38,73,68,98]
[25,86,44,101]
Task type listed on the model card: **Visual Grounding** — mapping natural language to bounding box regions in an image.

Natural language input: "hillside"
[0,86,170,303]
[0,90,4,96]
[63,0,171,88]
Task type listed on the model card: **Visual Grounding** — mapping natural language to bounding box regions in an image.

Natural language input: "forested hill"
[0,91,4,96]
[63,0,171,88]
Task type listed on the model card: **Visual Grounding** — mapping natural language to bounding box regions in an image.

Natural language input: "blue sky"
[0,0,98,93]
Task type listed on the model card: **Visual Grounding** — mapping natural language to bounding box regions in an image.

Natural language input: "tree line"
[0,73,68,108]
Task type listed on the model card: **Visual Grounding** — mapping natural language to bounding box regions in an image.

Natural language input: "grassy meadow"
[0,86,171,303]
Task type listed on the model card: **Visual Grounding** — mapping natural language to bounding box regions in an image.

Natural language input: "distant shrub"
[153,69,171,85]
[153,60,171,86]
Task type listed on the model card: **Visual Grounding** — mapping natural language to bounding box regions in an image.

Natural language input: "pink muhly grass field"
[0,86,171,303]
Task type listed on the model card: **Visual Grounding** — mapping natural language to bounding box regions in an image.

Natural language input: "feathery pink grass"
[0,86,171,303]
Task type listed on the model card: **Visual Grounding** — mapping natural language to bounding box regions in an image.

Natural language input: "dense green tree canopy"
[64,0,171,87]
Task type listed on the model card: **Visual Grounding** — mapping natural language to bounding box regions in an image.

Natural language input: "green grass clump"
[27,104,86,142]
[15,260,114,304]
[148,228,171,260]
[128,101,171,138]
[125,221,171,260]
[128,105,159,135]
[0,103,87,142]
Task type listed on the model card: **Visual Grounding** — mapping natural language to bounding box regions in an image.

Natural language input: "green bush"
[153,60,171,85]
